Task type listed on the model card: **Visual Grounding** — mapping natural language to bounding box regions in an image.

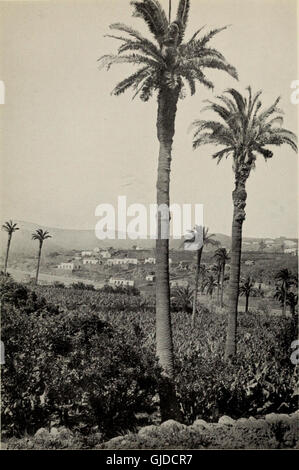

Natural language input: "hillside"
[0,220,296,258]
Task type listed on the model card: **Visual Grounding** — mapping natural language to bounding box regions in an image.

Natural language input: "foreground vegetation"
[1,275,298,448]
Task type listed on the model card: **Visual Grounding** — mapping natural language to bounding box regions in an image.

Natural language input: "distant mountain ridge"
[0,220,297,257]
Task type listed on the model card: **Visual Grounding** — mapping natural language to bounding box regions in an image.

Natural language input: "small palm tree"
[2,220,19,275]
[239,276,257,313]
[32,229,51,285]
[191,87,297,359]
[183,226,218,326]
[274,268,296,316]
[214,247,230,307]
[210,261,222,305]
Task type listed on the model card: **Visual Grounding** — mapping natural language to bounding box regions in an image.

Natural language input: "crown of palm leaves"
[2,220,19,234]
[191,86,297,170]
[32,229,52,243]
[98,0,237,101]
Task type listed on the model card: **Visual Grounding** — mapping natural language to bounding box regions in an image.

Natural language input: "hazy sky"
[0,0,298,238]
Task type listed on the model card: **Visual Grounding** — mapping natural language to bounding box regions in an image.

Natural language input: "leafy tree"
[191,87,297,359]
[259,239,267,252]
[99,0,237,419]
[2,220,19,275]
[32,229,52,285]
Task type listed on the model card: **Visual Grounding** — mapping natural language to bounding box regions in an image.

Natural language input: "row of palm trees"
[99,0,297,420]
[1,221,51,284]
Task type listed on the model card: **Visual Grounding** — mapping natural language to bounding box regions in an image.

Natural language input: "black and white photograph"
[0,0,298,452]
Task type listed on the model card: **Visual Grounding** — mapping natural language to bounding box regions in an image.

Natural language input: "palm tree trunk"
[4,234,12,275]
[156,85,181,422]
[191,246,203,328]
[35,243,42,285]
[216,268,220,306]
[283,286,287,316]
[245,294,249,313]
[168,0,171,23]
[220,262,225,308]
[225,171,248,360]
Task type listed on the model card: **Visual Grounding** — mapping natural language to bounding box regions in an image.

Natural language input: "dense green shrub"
[1,276,298,441]
[1,278,160,438]
[70,282,95,291]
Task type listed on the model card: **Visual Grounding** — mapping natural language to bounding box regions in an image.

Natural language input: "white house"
[170,279,188,288]
[109,278,135,287]
[93,247,100,253]
[245,260,255,266]
[83,258,99,265]
[106,258,138,266]
[284,247,297,255]
[146,274,155,282]
[81,251,93,257]
[58,261,81,271]
[265,239,275,246]
[144,257,156,264]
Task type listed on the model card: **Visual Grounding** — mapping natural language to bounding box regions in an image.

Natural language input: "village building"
[81,250,93,257]
[245,260,255,266]
[83,258,99,265]
[106,258,138,266]
[146,274,155,282]
[144,257,156,264]
[284,247,297,255]
[109,278,135,287]
[58,261,81,271]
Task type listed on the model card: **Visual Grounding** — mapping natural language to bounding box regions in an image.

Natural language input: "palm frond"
[176,0,190,44]
[131,0,168,45]
[112,66,151,96]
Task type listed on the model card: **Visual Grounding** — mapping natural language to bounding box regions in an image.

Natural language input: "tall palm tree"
[239,276,257,313]
[2,220,19,275]
[183,226,218,326]
[99,0,237,418]
[191,87,297,359]
[214,247,230,307]
[32,229,51,285]
[274,268,296,316]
